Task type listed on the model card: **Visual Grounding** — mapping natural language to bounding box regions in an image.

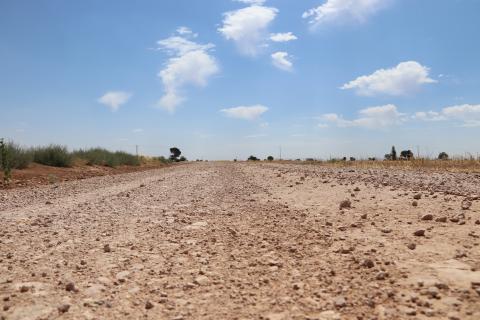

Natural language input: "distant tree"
[438,152,449,160]
[368,157,376,161]
[179,156,187,162]
[169,147,181,161]
[350,157,356,161]
[400,150,414,160]
[342,157,347,161]
[248,155,259,161]
[267,156,274,161]
[233,159,237,162]
[391,146,397,161]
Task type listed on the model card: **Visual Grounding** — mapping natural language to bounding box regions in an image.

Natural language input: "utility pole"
[279,146,282,160]
[135,145,139,157]
[416,145,420,159]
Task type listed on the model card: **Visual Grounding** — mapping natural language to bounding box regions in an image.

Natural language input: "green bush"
[0,141,33,169]
[111,151,140,167]
[33,145,73,167]
[72,148,140,167]
[155,156,169,163]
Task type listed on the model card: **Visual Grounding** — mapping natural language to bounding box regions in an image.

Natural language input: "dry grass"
[290,158,480,173]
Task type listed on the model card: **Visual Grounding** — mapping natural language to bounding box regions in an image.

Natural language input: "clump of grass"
[33,145,73,167]
[72,148,140,167]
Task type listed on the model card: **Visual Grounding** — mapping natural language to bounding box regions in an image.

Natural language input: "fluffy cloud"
[220,105,269,120]
[415,104,480,127]
[271,52,293,71]
[320,104,406,129]
[157,29,219,112]
[303,0,391,26]
[98,91,132,112]
[218,2,278,56]
[270,32,298,42]
[341,61,437,96]
[412,111,446,122]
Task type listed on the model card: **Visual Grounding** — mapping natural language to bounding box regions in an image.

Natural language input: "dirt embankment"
[0,163,171,190]
[0,162,479,320]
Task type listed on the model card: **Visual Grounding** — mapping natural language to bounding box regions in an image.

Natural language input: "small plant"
[48,174,58,184]
[248,155,259,161]
[0,138,12,184]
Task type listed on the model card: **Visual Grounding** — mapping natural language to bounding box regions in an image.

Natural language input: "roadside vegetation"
[0,139,178,181]
[298,146,480,172]
[73,148,140,167]
[245,146,480,172]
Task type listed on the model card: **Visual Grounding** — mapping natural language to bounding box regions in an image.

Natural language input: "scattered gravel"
[0,162,479,319]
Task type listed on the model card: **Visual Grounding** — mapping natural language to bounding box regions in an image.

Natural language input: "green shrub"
[33,145,73,167]
[112,151,140,167]
[0,139,12,183]
[155,156,169,163]
[0,140,33,170]
[72,148,140,167]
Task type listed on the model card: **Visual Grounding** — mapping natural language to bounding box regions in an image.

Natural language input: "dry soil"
[0,162,479,320]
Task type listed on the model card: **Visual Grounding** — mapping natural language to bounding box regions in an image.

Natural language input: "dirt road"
[1,162,479,320]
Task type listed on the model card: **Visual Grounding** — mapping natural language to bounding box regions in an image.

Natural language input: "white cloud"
[270,32,298,42]
[414,104,480,127]
[157,36,214,56]
[156,29,219,112]
[236,0,266,4]
[320,104,406,129]
[412,111,446,122]
[271,52,293,71]
[132,128,144,133]
[176,26,197,37]
[98,91,132,112]
[341,61,437,96]
[220,105,269,120]
[303,0,392,27]
[218,3,278,56]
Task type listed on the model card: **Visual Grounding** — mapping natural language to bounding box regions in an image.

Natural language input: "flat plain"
[0,162,479,320]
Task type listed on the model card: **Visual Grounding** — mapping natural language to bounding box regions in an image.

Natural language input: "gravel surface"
[1,162,479,319]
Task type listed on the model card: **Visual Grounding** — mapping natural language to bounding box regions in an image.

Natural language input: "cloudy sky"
[1,0,479,160]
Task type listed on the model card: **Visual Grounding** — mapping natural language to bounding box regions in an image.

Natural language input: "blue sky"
[1,0,479,160]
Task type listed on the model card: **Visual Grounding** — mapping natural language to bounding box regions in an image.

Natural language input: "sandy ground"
[0,162,479,320]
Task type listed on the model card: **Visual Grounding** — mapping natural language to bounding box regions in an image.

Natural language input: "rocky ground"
[0,162,479,320]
